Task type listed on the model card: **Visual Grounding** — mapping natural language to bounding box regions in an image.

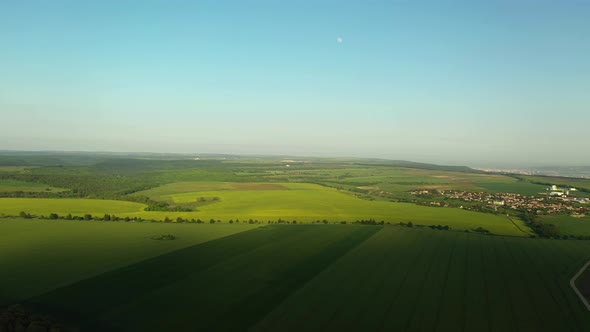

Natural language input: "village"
[411,185,590,216]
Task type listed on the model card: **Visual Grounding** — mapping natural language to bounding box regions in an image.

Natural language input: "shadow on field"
[22,225,380,332]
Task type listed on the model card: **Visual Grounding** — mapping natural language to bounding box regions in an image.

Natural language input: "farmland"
[0,198,145,216]
[0,182,530,236]
[542,215,590,236]
[0,218,257,305]
[254,227,590,332]
[0,179,67,193]
[2,223,588,331]
[2,153,590,331]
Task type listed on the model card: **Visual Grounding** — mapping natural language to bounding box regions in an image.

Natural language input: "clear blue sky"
[1,0,588,166]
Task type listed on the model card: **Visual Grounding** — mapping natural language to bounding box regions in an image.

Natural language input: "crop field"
[4,224,588,331]
[577,267,590,305]
[542,215,590,236]
[0,166,39,173]
[0,198,145,216]
[254,227,590,332]
[133,181,289,201]
[2,182,531,236]
[523,175,590,192]
[255,166,548,196]
[0,218,257,305]
[0,179,68,193]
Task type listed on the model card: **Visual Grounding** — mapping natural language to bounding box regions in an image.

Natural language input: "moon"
[337,37,343,43]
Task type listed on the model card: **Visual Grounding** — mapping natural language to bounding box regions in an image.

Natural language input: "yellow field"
[0,182,532,236]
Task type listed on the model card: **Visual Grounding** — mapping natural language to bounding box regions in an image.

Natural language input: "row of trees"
[13,212,590,240]
[518,211,561,238]
[19,211,143,222]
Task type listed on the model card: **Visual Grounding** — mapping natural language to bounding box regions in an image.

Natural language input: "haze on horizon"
[1,1,589,168]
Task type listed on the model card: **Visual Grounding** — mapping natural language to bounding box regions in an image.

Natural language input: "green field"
[0,198,145,216]
[252,166,549,197]
[0,179,68,193]
[542,215,590,236]
[1,182,531,236]
[3,223,588,331]
[254,227,590,332]
[523,175,590,193]
[0,219,257,305]
[0,166,39,173]
[2,154,589,330]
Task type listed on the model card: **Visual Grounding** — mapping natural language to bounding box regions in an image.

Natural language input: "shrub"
[472,227,490,234]
[150,234,176,241]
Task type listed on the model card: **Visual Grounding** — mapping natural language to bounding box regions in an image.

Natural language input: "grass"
[25,225,379,331]
[133,181,288,201]
[541,215,590,236]
[123,182,527,236]
[523,175,590,192]
[0,181,529,236]
[0,218,258,305]
[0,198,146,216]
[474,181,547,196]
[0,179,68,193]
[0,166,39,173]
[5,225,589,331]
[253,227,590,332]
[262,167,548,195]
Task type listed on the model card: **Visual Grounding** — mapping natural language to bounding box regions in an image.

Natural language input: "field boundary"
[570,258,590,312]
[506,217,532,236]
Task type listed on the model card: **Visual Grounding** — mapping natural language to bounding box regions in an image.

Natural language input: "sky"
[1,0,589,167]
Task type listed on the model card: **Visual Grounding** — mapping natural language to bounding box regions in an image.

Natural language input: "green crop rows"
[3,222,589,331]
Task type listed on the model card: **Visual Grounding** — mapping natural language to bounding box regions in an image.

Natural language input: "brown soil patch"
[231,183,288,190]
[357,186,379,190]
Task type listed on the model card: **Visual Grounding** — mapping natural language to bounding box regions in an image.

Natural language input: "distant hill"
[352,159,483,173]
[0,151,481,173]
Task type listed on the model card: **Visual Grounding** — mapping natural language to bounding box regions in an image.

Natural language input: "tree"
[407,221,414,228]
[19,211,32,219]
[209,219,216,224]
[49,213,59,220]
[84,214,92,221]
[103,214,111,221]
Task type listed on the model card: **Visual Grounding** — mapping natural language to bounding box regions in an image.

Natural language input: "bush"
[472,227,490,234]
[19,211,32,219]
[150,234,176,241]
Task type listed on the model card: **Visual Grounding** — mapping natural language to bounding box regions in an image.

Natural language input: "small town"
[411,185,590,216]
